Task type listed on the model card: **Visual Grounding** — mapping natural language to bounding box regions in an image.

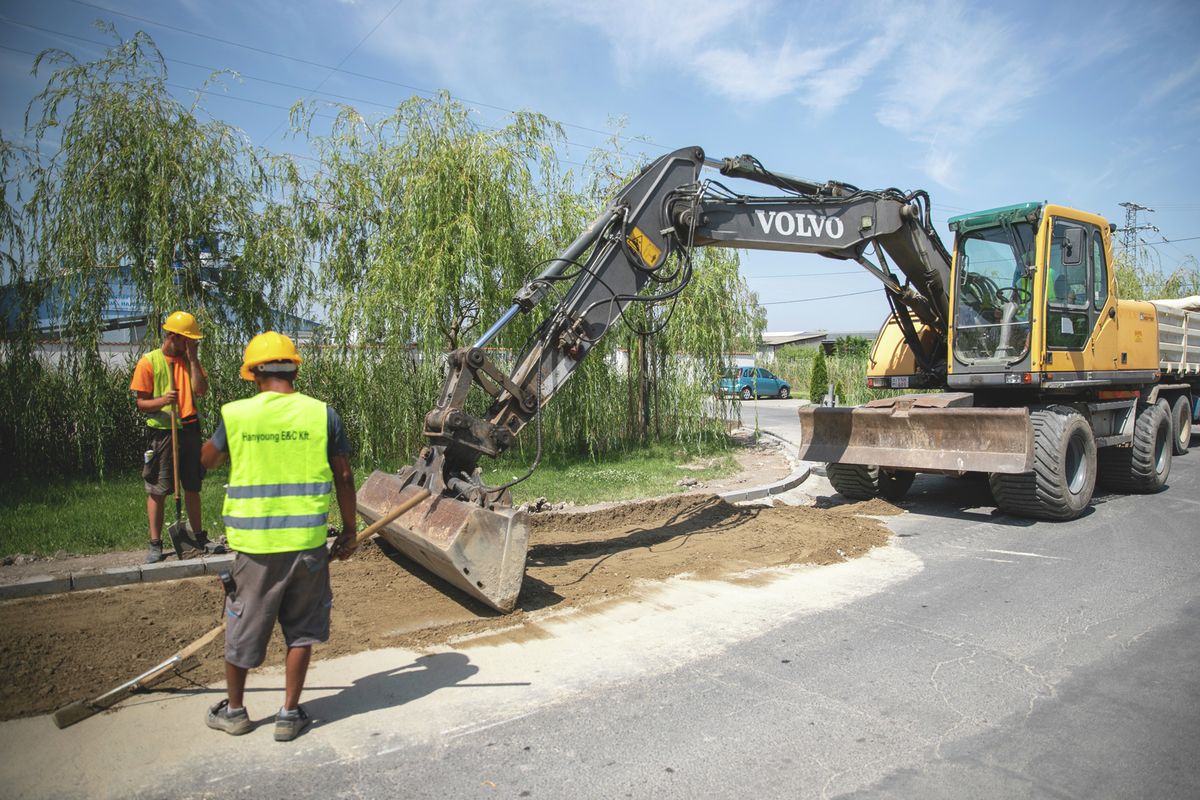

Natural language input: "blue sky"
[2,0,1198,333]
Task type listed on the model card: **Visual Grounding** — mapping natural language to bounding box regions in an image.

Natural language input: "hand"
[329,527,358,561]
[184,337,200,363]
[159,390,179,409]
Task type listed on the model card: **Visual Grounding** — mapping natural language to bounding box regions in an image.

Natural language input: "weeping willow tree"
[286,94,582,467]
[1,30,310,479]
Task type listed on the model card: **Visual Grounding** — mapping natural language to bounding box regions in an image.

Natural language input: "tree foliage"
[1,30,765,482]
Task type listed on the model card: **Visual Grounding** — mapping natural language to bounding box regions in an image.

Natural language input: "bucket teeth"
[356,471,529,613]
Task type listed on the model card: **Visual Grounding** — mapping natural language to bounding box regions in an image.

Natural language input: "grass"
[0,440,739,558]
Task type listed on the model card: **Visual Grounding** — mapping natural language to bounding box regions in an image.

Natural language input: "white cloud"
[1143,54,1200,106]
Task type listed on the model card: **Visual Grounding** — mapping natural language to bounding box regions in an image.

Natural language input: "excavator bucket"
[357,471,529,613]
[797,393,1034,474]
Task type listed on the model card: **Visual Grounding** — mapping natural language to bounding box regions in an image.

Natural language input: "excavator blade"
[357,471,529,613]
[797,394,1033,474]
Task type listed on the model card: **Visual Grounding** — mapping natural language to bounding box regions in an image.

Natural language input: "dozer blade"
[357,471,529,613]
[797,394,1033,474]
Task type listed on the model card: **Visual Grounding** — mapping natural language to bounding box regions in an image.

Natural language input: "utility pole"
[1117,202,1159,270]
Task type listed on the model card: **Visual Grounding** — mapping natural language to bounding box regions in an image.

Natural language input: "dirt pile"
[0,494,891,721]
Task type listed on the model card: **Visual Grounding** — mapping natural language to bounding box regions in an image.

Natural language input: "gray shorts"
[223,546,333,669]
[142,424,205,495]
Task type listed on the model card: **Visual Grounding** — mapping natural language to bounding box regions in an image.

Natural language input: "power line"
[61,0,660,154]
[760,289,879,306]
[257,0,404,146]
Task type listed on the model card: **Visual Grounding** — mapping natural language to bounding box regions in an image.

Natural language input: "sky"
[2,0,1199,334]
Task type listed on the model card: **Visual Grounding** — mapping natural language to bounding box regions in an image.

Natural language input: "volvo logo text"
[755,210,844,239]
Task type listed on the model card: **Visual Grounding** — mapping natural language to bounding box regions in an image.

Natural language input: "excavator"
[356,146,1197,613]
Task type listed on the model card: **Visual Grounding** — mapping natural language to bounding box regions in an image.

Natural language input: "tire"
[1097,402,1172,493]
[1169,395,1191,456]
[827,463,915,501]
[740,386,753,401]
[989,406,1096,521]
[778,386,790,400]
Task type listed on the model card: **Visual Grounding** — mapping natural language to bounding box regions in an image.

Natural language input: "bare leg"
[226,662,248,709]
[283,646,312,710]
[184,489,203,535]
[147,494,166,542]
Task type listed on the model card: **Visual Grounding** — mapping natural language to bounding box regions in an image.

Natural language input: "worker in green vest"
[129,310,210,564]
[199,331,357,742]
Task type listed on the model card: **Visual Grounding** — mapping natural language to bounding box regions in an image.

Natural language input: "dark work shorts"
[142,423,204,495]
[223,546,333,669]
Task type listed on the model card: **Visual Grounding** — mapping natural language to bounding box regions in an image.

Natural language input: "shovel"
[52,622,225,728]
[165,365,201,560]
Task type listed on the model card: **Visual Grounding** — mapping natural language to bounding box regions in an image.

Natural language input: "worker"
[130,310,210,564]
[199,331,356,742]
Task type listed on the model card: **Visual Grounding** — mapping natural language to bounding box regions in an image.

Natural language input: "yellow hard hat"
[240,331,302,380]
[163,310,203,340]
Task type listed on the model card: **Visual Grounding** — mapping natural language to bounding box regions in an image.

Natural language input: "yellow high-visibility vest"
[221,391,331,554]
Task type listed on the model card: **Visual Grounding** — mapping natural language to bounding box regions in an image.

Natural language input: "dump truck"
[355,147,1199,612]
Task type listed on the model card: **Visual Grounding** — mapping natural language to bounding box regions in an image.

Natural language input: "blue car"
[719,366,790,400]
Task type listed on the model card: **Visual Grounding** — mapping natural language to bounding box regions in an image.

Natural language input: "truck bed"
[1152,297,1200,376]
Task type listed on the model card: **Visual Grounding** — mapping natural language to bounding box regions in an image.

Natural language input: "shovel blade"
[357,471,529,613]
[167,519,202,560]
[797,397,1034,474]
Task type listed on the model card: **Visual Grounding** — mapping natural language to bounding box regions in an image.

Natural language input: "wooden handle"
[353,489,431,547]
[167,364,180,503]
[178,622,226,661]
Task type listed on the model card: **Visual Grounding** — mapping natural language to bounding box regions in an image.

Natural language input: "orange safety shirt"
[130,352,200,423]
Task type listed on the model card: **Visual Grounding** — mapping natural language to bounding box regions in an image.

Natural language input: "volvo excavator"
[356,146,1199,613]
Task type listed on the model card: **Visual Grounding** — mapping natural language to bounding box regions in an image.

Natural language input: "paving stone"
[140,559,206,583]
[71,566,141,591]
[0,574,73,600]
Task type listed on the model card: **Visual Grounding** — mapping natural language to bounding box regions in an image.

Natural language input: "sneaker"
[206,699,252,736]
[195,529,209,548]
[274,706,311,742]
[144,540,165,564]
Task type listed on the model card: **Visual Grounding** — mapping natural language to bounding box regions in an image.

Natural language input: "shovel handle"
[353,489,431,547]
[167,364,181,507]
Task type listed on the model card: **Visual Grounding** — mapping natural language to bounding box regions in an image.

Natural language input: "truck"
[353,146,1200,613]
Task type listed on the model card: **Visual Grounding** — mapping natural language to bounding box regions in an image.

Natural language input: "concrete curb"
[0,553,236,602]
[718,429,816,503]
[0,436,819,602]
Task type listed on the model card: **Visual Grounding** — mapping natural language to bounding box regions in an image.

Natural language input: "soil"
[0,492,892,721]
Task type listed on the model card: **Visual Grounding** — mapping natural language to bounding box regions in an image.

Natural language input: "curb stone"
[141,559,207,583]
[0,574,73,600]
[71,566,141,592]
[719,429,815,503]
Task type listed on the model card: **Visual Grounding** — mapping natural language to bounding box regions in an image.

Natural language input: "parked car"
[719,366,790,400]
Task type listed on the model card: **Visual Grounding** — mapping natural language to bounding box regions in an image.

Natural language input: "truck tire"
[1097,402,1172,493]
[989,406,1096,521]
[827,464,915,502]
[1169,395,1191,456]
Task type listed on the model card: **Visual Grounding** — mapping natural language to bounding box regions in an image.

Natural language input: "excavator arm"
[357,145,958,612]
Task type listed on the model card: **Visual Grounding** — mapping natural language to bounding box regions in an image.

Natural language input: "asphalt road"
[7,399,1196,799]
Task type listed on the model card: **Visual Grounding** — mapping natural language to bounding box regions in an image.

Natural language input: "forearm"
[190,360,209,397]
[330,455,356,530]
[135,395,172,412]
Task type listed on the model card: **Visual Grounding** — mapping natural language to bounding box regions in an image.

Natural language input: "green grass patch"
[482,439,738,507]
[0,468,232,557]
[0,439,739,557]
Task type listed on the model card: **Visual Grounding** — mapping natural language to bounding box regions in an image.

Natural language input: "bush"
[808,348,829,402]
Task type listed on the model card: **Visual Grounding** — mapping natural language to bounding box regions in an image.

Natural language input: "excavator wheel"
[1097,402,1172,493]
[989,406,1096,521]
[1169,395,1192,456]
[827,463,915,502]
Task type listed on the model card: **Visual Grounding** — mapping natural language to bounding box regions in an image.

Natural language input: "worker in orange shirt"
[130,311,210,563]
